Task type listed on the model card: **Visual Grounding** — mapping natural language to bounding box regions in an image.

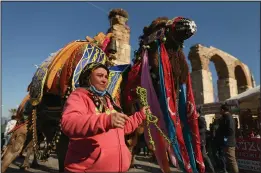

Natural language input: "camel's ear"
[166,19,173,26]
[143,26,149,35]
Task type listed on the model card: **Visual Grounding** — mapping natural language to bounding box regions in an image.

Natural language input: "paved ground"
[5,153,182,173]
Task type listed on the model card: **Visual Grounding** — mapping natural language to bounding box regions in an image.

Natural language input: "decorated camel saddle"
[28,32,128,109]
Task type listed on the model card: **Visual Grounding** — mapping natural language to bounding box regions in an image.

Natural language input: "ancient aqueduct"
[189,44,255,105]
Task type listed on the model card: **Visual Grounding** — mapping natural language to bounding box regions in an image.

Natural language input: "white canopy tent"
[225,85,260,112]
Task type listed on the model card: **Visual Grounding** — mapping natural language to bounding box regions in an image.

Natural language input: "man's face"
[89,67,109,91]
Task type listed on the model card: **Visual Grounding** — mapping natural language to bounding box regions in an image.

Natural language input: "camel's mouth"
[172,18,197,41]
[188,20,197,34]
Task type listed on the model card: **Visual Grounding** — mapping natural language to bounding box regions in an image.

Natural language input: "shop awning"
[225,85,260,111]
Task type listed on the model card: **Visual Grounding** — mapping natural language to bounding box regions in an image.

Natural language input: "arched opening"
[209,54,230,101]
[210,55,229,79]
[235,65,248,94]
[209,62,219,102]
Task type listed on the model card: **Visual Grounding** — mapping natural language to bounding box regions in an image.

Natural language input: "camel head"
[132,16,197,92]
[137,16,197,53]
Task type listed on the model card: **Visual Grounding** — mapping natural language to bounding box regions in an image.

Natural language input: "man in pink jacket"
[61,63,148,172]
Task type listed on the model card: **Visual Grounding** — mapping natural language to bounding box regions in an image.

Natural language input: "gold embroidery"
[94,98,116,115]
[105,109,111,115]
[92,49,100,63]
[95,108,116,115]
[108,72,116,86]
[112,75,122,98]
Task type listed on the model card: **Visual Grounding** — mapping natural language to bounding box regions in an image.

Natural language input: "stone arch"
[234,60,252,93]
[209,54,230,80]
[206,51,236,101]
[188,44,209,72]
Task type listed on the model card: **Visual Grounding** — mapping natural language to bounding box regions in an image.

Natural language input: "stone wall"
[191,69,214,104]
[108,9,131,65]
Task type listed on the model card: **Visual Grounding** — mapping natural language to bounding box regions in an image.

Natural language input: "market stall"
[225,85,260,173]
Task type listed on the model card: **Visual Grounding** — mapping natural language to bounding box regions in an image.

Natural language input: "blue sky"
[1,2,260,118]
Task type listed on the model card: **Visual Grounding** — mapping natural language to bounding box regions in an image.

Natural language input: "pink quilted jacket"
[61,88,146,172]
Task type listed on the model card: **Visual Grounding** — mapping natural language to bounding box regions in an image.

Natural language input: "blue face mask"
[89,85,107,97]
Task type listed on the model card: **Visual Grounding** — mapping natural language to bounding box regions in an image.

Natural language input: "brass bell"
[107,37,117,54]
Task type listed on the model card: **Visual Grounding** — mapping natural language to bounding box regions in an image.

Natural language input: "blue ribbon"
[157,40,186,172]
[179,85,198,173]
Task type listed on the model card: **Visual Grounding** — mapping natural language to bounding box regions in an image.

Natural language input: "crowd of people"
[197,105,240,173]
[235,109,260,139]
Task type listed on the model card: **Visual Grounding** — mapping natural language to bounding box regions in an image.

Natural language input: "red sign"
[236,138,261,172]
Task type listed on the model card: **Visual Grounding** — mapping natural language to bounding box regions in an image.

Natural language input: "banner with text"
[236,138,261,172]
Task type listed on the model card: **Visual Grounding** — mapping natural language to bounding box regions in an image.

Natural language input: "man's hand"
[110,112,130,129]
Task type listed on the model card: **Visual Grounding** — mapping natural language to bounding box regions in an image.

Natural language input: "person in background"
[250,131,255,138]
[61,62,148,173]
[213,115,227,173]
[219,104,239,173]
[197,107,216,173]
[209,118,222,168]
[2,115,18,150]
[234,118,240,138]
